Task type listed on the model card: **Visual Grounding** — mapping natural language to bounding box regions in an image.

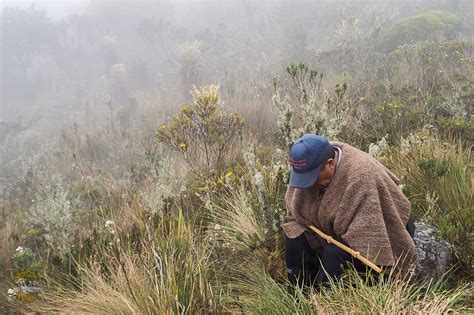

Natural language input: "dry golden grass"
[33,203,220,314]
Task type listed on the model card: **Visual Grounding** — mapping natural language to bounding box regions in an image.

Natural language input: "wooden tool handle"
[308,225,383,274]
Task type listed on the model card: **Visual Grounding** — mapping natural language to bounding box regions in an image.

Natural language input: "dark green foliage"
[12,248,34,270]
[382,10,461,52]
[357,40,473,147]
[383,134,473,279]
[417,158,449,177]
[437,116,474,140]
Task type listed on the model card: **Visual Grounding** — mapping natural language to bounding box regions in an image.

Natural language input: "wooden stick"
[308,225,383,274]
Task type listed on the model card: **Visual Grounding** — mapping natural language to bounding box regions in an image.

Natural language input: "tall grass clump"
[36,208,221,314]
[382,127,473,279]
[208,145,288,280]
[234,265,470,314]
[232,264,314,314]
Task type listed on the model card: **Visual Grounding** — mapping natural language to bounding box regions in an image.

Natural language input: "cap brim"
[289,167,321,188]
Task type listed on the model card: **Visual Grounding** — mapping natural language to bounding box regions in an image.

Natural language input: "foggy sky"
[1,0,88,20]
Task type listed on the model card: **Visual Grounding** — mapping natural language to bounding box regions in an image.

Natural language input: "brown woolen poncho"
[282,142,415,271]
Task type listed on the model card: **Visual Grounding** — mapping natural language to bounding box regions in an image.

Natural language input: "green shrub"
[272,63,351,149]
[359,40,473,147]
[382,10,461,52]
[8,246,41,304]
[437,116,474,141]
[382,128,473,278]
[156,85,244,177]
[27,184,78,255]
[370,101,424,141]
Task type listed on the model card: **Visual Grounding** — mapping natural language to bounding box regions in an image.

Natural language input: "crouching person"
[282,135,415,289]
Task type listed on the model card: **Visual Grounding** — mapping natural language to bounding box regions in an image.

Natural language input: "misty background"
[1,0,473,202]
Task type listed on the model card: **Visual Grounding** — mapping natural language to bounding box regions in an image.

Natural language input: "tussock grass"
[234,264,471,314]
[211,182,286,279]
[382,130,473,277]
[36,209,220,314]
[213,191,267,252]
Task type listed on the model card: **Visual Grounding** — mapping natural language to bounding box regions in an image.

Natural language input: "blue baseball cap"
[288,134,332,188]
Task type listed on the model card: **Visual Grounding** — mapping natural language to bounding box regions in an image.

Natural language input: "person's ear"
[327,158,336,169]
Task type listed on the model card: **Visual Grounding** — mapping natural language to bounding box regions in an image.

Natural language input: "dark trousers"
[285,233,368,288]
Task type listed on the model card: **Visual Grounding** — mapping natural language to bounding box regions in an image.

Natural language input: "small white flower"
[15,246,24,253]
[214,224,221,230]
[105,220,116,234]
[8,288,16,296]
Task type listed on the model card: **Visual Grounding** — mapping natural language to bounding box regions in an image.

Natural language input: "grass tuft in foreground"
[35,208,221,314]
[233,264,471,314]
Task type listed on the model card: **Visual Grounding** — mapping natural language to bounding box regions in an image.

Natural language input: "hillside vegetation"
[1,1,472,313]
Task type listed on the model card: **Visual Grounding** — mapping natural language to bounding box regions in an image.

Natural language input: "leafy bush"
[272,63,351,148]
[11,247,34,270]
[437,116,474,141]
[382,10,461,52]
[360,40,473,145]
[8,247,41,304]
[362,101,423,143]
[28,184,79,255]
[157,85,244,177]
